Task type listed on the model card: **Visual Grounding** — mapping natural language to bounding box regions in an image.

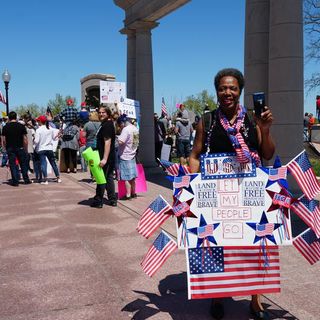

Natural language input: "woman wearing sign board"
[189,68,275,320]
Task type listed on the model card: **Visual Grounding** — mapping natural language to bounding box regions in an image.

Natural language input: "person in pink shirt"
[117,114,139,200]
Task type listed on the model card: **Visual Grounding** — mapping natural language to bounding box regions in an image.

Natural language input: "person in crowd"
[175,111,192,165]
[60,120,80,173]
[154,113,166,162]
[190,68,275,320]
[90,106,117,208]
[308,113,315,142]
[78,123,87,172]
[83,112,101,150]
[79,102,90,125]
[34,115,61,184]
[316,95,320,122]
[60,98,78,125]
[24,116,37,174]
[116,114,139,200]
[1,111,32,186]
[159,112,169,131]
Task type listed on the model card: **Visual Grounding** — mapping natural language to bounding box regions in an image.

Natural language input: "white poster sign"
[174,154,292,248]
[100,81,126,104]
[118,98,139,119]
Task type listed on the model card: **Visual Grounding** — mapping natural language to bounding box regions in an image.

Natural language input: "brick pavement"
[0,166,319,320]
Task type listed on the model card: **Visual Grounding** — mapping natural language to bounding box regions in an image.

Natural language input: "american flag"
[293,228,320,265]
[157,159,190,176]
[198,224,214,239]
[291,196,320,238]
[286,151,320,200]
[222,158,234,173]
[137,195,171,239]
[161,97,168,116]
[173,175,190,189]
[256,223,275,237]
[172,202,190,217]
[268,167,287,181]
[141,231,177,277]
[187,246,280,299]
[0,90,6,105]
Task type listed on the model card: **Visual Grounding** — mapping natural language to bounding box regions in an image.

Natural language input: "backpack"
[62,125,76,141]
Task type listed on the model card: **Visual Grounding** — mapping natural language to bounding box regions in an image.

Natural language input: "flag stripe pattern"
[187,246,280,299]
[158,159,190,176]
[291,196,320,238]
[268,167,287,181]
[293,228,320,265]
[137,195,171,239]
[0,90,6,105]
[141,231,177,277]
[287,151,320,200]
[161,97,168,116]
[173,175,190,189]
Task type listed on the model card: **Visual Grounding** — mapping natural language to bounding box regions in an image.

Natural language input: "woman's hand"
[254,106,273,132]
[99,158,107,167]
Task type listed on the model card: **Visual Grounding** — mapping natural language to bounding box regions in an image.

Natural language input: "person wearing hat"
[59,98,79,125]
[117,114,139,200]
[34,115,61,184]
[1,111,32,186]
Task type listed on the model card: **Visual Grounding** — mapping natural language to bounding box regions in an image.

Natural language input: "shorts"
[177,139,191,158]
[119,158,137,181]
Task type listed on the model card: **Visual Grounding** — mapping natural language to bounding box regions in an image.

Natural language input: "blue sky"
[0,0,317,116]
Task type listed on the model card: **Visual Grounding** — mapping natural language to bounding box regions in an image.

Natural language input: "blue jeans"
[38,150,60,179]
[7,147,30,184]
[32,152,43,181]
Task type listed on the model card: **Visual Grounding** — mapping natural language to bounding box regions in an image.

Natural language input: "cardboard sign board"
[174,154,292,248]
[100,81,126,104]
[118,98,139,119]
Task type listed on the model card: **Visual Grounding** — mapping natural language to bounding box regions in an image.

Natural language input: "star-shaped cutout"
[168,173,198,196]
[266,188,295,218]
[260,156,288,188]
[247,211,282,244]
[188,214,220,247]
[166,198,196,228]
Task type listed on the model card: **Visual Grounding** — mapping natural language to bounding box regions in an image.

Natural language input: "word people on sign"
[200,153,256,180]
[212,208,251,220]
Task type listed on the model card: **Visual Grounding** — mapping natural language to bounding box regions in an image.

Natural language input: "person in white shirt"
[117,114,139,200]
[34,115,61,184]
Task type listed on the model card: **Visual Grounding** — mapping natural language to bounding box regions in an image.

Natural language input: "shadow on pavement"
[144,167,172,189]
[122,272,299,320]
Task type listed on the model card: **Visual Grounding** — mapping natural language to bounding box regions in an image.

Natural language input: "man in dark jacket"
[1,111,31,186]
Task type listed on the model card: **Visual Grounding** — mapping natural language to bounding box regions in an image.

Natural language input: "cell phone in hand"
[252,92,265,118]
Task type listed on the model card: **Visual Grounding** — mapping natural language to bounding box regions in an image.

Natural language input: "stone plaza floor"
[0,165,319,319]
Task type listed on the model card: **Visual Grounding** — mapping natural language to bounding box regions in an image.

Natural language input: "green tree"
[47,94,77,116]
[14,103,43,118]
[183,89,217,115]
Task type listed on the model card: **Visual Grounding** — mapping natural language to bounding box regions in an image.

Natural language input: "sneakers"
[56,178,62,183]
[90,201,103,209]
[119,196,131,201]
[24,180,33,185]
[106,200,117,207]
[40,180,48,185]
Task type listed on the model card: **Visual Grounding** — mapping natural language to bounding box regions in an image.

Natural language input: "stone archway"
[115,0,303,167]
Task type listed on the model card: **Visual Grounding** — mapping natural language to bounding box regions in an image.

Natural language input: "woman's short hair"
[214,68,245,93]
[89,111,99,122]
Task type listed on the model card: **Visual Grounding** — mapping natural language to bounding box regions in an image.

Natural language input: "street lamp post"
[2,69,11,116]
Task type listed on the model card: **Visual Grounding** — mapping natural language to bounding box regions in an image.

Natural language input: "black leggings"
[63,148,77,169]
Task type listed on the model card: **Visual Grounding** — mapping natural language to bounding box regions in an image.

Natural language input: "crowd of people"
[154,103,200,166]
[0,100,140,209]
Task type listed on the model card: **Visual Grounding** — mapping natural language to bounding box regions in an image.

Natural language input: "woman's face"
[217,76,240,112]
[98,108,108,121]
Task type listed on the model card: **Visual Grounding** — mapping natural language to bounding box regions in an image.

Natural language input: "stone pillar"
[121,28,136,100]
[244,0,270,109]
[268,0,303,164]
[133,21,159,167]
